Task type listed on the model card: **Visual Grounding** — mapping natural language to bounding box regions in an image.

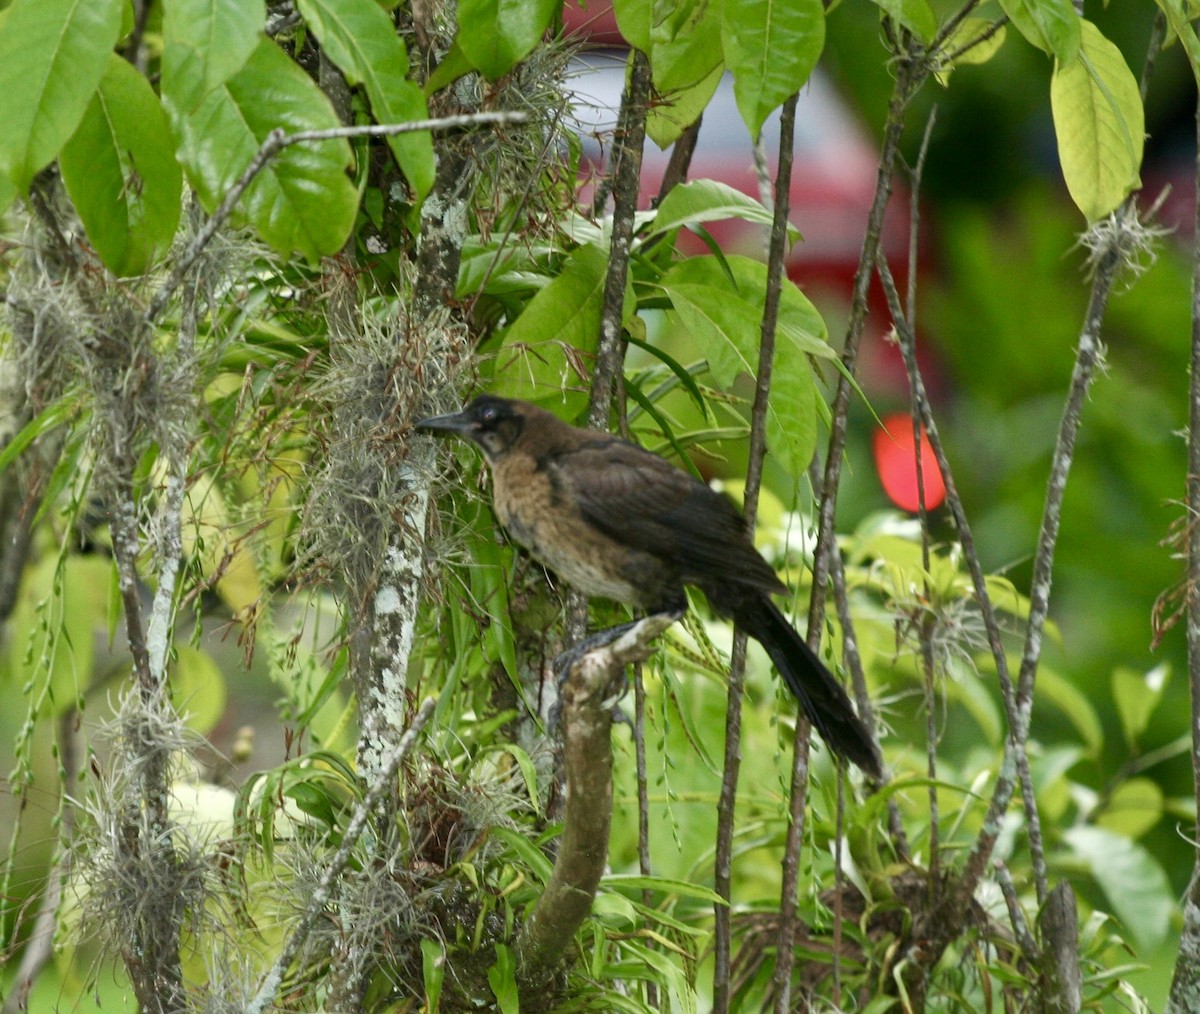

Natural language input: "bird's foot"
[552,609,684,689]
[549,610,684,724]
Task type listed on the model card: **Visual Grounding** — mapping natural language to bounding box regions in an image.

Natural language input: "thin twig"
[718,86,799,1013]
[145,110,530,323]
[248,697,437,1014]
[806,51,925,665]
[1168,76,1200,1010]
[587,49,650,429]
[657,116,703,203]
[905,109,943,893]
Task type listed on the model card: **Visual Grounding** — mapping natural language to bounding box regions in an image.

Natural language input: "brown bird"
[417,394,882,778]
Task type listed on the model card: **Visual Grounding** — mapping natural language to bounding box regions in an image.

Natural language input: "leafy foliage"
[0,1,1192,1012]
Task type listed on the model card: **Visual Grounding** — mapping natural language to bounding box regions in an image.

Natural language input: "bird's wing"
[547,437,785,594]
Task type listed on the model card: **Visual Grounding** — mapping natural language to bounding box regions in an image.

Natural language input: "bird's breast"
[491,454,661,606]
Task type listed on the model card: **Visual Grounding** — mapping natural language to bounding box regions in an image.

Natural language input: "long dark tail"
[728,593,882,778]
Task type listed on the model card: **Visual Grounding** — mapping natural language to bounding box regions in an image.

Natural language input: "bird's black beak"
[414,409,472,437]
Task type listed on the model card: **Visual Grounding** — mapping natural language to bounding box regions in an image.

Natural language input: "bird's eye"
[479,405,497,423]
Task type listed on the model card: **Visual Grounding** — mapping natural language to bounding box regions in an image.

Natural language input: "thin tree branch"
[657,116,703,203]
[806,49,925,667]
[145,110,530,323]
[587,49,650,429]
[1168,27,1200,1012]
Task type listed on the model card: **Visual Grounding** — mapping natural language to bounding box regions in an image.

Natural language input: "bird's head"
[415,395,527,461]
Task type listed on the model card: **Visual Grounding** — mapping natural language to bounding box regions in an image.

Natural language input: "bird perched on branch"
[416,394,882,778]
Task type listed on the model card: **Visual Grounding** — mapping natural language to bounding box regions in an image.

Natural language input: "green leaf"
[721,0,825,138]
[1050,20,1144,222]
[296,0,435,200]
[661,255,826,475]
[649,178,796,241]
[1111,663,1169,749]
[172,38,358,261]
[60,55,182,276]
[490,825,556,883]
[421,938,445,1012]
[487,944,520,1014]
[0,0,124,191]
[1062,826,1173,951]
[161,0,264,114]
[1154,0,1200,86]
[613,0,651,53]
[424,39,474,96]
[0,398,74,476]
[1095,777,1164,841]
[1000,0,1080,64]
[650,0,723,94]
[602,873,727,905]
[457,0,558,79]
[171,645,228,734]
[934,17,1007,85]
[661,256,759,386]
[768,331,818,477]
[646,60,722,149]
[866,0,936,44]
[492,243,622,412]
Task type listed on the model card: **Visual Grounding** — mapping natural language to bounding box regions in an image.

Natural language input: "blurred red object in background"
[873,413,946,512]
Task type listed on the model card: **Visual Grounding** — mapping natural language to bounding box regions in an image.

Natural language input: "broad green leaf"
[492,243,628,412]
[296,0,435,200]
[651,0,723,94]
[1000,0,1080,64]
[661,257,758,386]
[457,0,558,80]
[0,0,123,190]
[660,254,827,385]
[1111,663,1169,749]
[424,39,474,96]
[613,0,651,53]
[60,55,183,277]
[867,0,936,44]
[1063,826,1173,951]
[171,645,228,734]
[173,38,357,261]
[1050,20,1144,222]
[646,60,722,149]
[1095,777,1164,841]
[721,0,825,139]
[660,255,825,473]
[649,179,794,240]
[161,0,264,115]
[1154,0,1200,86]
[768,332,818,476]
